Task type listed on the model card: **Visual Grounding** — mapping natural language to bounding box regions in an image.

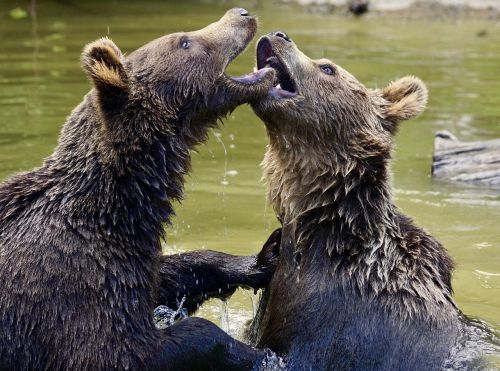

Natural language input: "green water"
[1,0,499,342]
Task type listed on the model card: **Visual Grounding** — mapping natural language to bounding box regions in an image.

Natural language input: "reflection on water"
[395,188,500,208]
[0,0,499,363]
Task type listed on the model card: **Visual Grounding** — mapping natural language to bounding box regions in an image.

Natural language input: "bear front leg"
[149,317,267,371]
[156,229,281,314]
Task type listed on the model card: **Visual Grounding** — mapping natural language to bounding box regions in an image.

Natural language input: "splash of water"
[212,129,229,237]
[257,349,287,371]
[246,290,258,319]
[444,316,500,370]
[212,130,229,187]
[153,296,187,329]
[219,299,230,333]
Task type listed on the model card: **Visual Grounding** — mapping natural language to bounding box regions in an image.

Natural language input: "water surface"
[1,0,499,354]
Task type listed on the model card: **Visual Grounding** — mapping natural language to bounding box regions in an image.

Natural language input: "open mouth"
[226,38,273,85]
[256,37,297,99]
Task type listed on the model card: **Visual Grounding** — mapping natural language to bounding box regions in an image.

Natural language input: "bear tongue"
[231,67,274,84]
[270,86,297,99]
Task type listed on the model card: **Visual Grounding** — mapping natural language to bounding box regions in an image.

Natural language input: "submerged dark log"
[432,130,500,187]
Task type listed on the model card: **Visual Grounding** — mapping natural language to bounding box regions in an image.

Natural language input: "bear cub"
[247,31,468,371]
[0,9,278,371]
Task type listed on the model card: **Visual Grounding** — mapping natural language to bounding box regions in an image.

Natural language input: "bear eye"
[180,39,191,49]
[320,64,335,75]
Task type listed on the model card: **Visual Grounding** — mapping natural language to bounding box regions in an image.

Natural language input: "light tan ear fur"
[382,76,428,124]
[81,37,127,89]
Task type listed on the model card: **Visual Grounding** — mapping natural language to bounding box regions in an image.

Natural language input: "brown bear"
[0,9,280,371]
[246,31,464,370]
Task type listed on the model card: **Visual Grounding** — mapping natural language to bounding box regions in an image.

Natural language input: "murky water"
[1,0,499,358]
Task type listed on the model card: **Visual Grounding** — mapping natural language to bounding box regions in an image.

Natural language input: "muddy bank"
[283,0,500,19]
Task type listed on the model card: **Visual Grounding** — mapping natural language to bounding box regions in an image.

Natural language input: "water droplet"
[220,299,230,333]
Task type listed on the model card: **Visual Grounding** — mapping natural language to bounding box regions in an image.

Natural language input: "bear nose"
[274,31,291,42]
[239,8,249,16]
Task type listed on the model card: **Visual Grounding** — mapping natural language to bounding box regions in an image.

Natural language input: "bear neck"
[42,92,191,251]
[264,136,395,255]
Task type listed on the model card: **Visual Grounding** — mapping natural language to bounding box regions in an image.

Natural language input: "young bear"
[0,9,278,371]
[246,32,462,370]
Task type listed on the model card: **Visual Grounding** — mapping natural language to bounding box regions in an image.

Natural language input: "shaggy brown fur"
[246,32,461,370]
[0,9,278,371]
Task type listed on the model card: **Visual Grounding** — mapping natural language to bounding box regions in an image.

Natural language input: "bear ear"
[81,37,128,94]
[381,76,428,133]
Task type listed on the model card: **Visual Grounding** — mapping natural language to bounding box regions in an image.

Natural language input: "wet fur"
[156,233,281,315]
[247,34,459,370]
[0,10,276,371]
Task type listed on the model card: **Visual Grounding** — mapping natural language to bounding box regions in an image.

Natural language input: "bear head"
[81,8,274,149]
[251,31,427,223]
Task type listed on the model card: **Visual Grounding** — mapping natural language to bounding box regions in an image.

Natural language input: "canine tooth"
[253,66,258,72]
[276,84,281,89]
